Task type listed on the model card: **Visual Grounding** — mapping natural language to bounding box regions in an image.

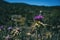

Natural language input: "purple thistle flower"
[34,15,44,20]
[0,25,4,29]
[8,26,12,30]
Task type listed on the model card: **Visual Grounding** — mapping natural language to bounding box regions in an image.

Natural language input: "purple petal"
[34,15,44,20]
[0,25,3,29]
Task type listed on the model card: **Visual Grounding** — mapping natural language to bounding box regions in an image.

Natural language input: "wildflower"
[0,25,3,29]
[8,26,13,30]
[34,15,44,20]
[0,25,4,31]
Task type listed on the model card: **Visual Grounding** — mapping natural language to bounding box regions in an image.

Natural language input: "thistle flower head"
[8,26,13,30]
[0,25,4,30]
[34,15,44,20]
[0,25,3,28]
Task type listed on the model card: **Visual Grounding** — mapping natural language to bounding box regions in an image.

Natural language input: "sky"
[4,0,60,6]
